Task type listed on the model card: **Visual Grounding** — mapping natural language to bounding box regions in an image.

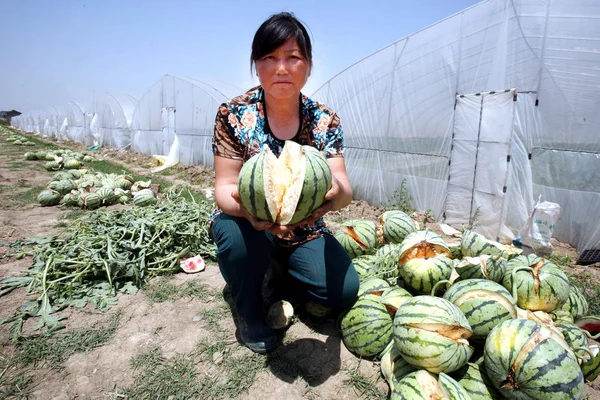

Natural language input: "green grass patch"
[0,355,33,400]
[199,304,231,331]
[143,279,218,303]
[547,253,573,268]
[13,312,120,368]
[10,185,46,204]
[343,364,387,400]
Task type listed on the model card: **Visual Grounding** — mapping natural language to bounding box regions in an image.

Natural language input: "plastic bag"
[520,195,560,255]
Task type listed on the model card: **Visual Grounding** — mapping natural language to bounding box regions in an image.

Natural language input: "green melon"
[451,362,501,400]
[340,296,393,357]
[376,210,416,244]
[582,344,600,382]
[560,285,589,320]
[554,319,589,354]
[373,243,402,279]
[334,219,379,259]
[501,255,570,312]
[351,254,378,281]
[37,189,62,206]
[443,279,517,341]
[380,342,417,391]
[133,189,157,207]
[357,277,390,297]
[454,255,506,283]
[393,296,473,374]
[391,370,471,400]
[484,318,584,399]
[237,141,332,225]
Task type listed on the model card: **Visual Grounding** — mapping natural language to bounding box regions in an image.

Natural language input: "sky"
[1,0,482,113]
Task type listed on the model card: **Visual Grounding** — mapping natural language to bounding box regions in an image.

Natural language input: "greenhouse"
[312,0,600,251]
[130,74,241,168]
[84,92,138,149]
[65,101,87,145]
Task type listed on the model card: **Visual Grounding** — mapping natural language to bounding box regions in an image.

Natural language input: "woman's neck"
[263,91,301,140]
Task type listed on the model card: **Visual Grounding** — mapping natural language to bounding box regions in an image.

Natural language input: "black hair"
[250,12,312,72]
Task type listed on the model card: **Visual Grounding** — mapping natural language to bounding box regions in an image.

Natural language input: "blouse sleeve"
[323,113,345,158]
[212,103,244,159]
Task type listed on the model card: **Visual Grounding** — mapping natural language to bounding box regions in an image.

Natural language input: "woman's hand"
[231,190,273,231]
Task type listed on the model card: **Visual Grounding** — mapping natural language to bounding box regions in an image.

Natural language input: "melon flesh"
[263,141,307,225]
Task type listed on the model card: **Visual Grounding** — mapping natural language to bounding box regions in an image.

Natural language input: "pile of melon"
[23,149,94,171]
[37,170,157,209]
[335,213,600,399]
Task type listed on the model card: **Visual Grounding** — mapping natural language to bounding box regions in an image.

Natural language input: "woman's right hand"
[231,190,273,231]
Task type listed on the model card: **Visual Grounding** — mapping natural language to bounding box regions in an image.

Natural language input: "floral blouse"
[210,85,345,246]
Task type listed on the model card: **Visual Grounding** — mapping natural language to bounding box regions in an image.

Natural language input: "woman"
[210,12,359,354]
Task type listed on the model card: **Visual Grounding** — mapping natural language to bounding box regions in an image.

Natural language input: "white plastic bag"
[520,196,560,255]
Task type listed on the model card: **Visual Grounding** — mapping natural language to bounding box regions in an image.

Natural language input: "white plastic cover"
[83,92,138,149]
[312,0,600,251]
[131,75,242,167]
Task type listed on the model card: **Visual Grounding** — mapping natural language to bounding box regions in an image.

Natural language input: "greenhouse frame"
[312,0,600,251]
[130,74,241,168]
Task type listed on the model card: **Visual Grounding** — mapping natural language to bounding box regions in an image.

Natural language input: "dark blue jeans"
[211,213,359,322]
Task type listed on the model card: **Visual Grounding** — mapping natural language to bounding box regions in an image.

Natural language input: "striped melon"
[340,296,393,357]
[37,189,62,206]
[373,243,402,279]
[454,255,506,283]
[334,220,379,258]
[48,179,75,195]
[380,342,417,391]
[398,230,453,294]
[133,189,157,207]
[554,319,589,354]
[502,255,570,312]
[461,230,521,259]
[581,344,600,382]
[451,362,501,400]
[380,286,412,316]
[560,284,589,320]
[237,140,332,225]
[357,277,390,297]
[393,296,473,374]
[391,370,471,400]
[484,318,584,399]
[81,192,102,209]
[443,279,517,341]
[351,254,377,281]
[376,210,416,244]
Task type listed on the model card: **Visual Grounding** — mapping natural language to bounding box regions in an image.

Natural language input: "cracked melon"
[237,141,332,225]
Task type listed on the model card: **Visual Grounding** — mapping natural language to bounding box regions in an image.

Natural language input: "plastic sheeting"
[130,75,242,168]
[312,0,600,251]
[84,93,138,149]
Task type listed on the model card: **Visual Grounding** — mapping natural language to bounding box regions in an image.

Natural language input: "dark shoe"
[236,316,278,354]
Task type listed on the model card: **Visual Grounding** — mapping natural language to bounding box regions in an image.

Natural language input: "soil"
[1,129,599,399]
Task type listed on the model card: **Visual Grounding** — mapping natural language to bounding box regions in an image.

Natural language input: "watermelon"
[380,286,412,316]
[502,255,570,312]
[393,296,473,374]
[554,319,589,354]
[443,279,517,341]
[560,284,589,320]
[461,230,521,259]
[351,254,377,281]
[484,318,584,399]
[334,220,379,259]
[37,189,62,206]
[451,362,501,400]
[376,210,416,244]
[237,140,332,225]
[133,189,157,207]
[391,370,471,400]
[340,296,393,357]
[581,344,600,382]
[357,277,390,297]
[380,342,417,391]
[397,230,453,294]
[575,316,600,336]
[454,255,506,283]
[373,243,402,280]
[48,179,75,195]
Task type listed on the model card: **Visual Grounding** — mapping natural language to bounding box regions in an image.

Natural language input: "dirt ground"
[1,129,599,399]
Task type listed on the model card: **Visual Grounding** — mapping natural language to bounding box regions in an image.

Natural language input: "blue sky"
[1,0,482,113]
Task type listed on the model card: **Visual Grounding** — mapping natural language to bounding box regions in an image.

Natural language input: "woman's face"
[255,38,311,101]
